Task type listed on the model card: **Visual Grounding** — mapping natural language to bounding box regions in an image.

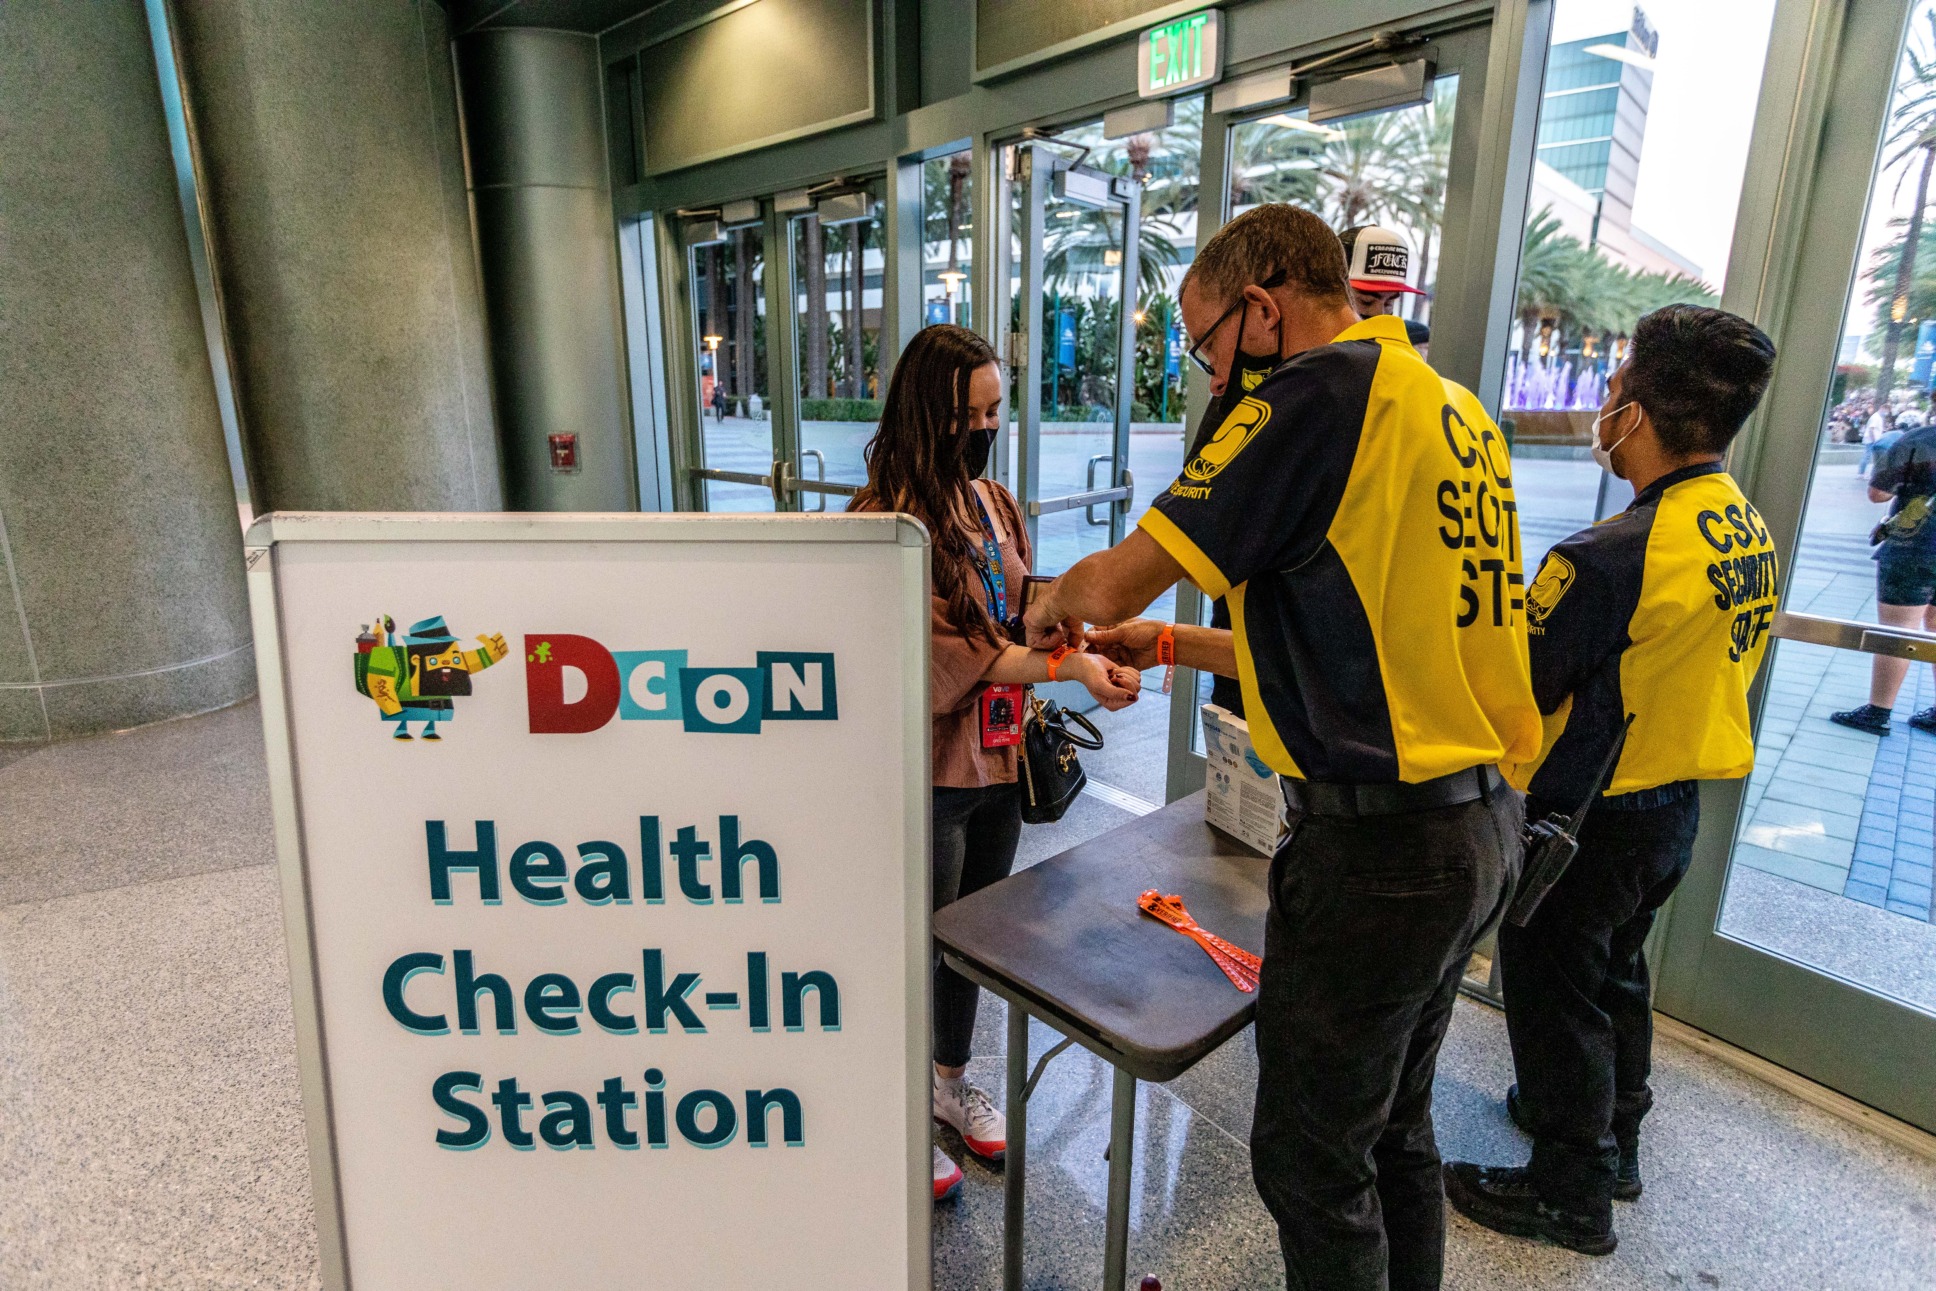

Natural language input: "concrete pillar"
[0,0,254,743]
[170,0,503,512]
[456,29,635,511]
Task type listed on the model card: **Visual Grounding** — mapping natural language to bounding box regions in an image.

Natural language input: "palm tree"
[1867,219,1936,341]
[731,228,755,404]
[945,153,970,282]
[1388,81,1457,314]
[1875,9,1936,403]
[1041,207,1181,305]
[1514,209,1590,363]
[802,217,829,398]
[1228,121,1324,211]
[843,221,865,397]
[1313,107,1415,229]
[704,243,727,400]
[1508,202,1717,399]
[1127,97,1206,222]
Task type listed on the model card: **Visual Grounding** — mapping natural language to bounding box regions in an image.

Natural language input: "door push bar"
[691,466,776,505]
[1772,610,1936,661]
[1029,474,1133,519]
[775,455,861,511]
[689,462,858,512]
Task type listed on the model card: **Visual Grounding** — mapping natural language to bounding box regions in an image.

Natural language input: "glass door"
[1657,0,1936,1133]
[1008,142,1141,568]
[779,185,883,511]
[684,208,777,510]
[1499,0,1780,576]
[676,184,889,515]
[981,113,1202,808]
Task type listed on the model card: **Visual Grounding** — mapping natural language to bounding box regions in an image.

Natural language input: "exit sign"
[1138,9,1223,99]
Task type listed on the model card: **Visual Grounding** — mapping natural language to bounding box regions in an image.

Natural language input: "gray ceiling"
[445,0,674,37]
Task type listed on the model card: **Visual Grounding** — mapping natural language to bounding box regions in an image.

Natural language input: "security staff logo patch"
[1526,553,1575,628]
[1185,397,1272,481]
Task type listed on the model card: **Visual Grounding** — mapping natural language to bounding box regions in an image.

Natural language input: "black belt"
[1280,764,1502,819]
[1600,779,1697,812]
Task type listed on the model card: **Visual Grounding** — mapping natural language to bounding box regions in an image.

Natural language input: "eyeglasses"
[1185,269,1287,376]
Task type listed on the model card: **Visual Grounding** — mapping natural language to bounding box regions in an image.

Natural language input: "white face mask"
[1591,403,1639,475]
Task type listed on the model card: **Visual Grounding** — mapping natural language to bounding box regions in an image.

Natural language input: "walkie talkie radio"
[1506,714,1635,927]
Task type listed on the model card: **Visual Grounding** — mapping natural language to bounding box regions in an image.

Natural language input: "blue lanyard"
[969,487,1006,618]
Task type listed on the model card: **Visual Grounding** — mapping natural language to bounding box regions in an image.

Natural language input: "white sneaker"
[933,1144,964,1201]
[934,1074,1007,1162]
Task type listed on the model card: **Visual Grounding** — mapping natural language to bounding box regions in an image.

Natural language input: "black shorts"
[1877,547,1936,607]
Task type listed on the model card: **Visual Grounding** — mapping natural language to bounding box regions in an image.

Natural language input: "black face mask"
[1191,347,1282,454]
[1190,298,1281,454]
[963,427,996,477]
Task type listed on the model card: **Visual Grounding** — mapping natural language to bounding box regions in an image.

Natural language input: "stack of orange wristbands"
[1137,889,1262,992]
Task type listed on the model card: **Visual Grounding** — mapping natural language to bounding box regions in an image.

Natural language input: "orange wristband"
[1156,624,1176,668]
[1046,644,1074,681]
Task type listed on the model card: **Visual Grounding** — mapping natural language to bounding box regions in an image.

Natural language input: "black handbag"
[1018,688,1103,824]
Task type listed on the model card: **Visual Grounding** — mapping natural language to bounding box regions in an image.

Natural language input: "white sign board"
[246,514,931,1291]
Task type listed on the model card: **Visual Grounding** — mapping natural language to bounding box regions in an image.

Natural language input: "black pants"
[1498,791,1700,1221]
[932,782,1023,1069]
[1252,786,1521,1291]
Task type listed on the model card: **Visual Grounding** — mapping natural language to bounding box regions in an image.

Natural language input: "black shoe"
[1911,707,1936,735]
[1506,1083,1530,1134]
[1506,1086,1642,1202]
[1614,1139,1642,1202]
[1830,704,1893,735]
[1444,1162,1616,1256]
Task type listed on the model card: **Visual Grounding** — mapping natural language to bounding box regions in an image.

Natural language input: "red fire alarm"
[548,433,579,472]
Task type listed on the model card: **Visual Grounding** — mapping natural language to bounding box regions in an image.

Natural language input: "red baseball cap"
[1340,224,1424,295]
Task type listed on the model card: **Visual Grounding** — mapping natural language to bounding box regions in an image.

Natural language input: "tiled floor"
[3,702,1935,1288]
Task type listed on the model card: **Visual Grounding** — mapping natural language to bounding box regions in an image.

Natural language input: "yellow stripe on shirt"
[1139,507,1231,600]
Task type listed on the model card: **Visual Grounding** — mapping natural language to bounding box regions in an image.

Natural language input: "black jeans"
[1251,786,1521,1291]
[1498,791,1700,1221]
[932,783,1023,1068]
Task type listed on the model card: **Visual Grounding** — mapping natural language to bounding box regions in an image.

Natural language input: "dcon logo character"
[354,615,509,741]
[524,636,837,735]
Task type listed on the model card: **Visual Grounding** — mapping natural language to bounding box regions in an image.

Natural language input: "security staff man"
[1444,305,1779,1255]
[1198,223,1437,719]
[1024,203,1541,1291]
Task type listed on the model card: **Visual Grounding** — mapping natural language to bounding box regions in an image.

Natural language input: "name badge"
[981,684,1024,748]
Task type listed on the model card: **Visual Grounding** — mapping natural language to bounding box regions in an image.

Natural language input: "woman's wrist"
[1064,650,1115,690]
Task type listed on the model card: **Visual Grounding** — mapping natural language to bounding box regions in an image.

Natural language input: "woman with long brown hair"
[851,324,1140,1201]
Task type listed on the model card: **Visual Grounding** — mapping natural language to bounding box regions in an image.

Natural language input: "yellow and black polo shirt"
[1506,461,1778,805]
[1141,314,1541,783]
